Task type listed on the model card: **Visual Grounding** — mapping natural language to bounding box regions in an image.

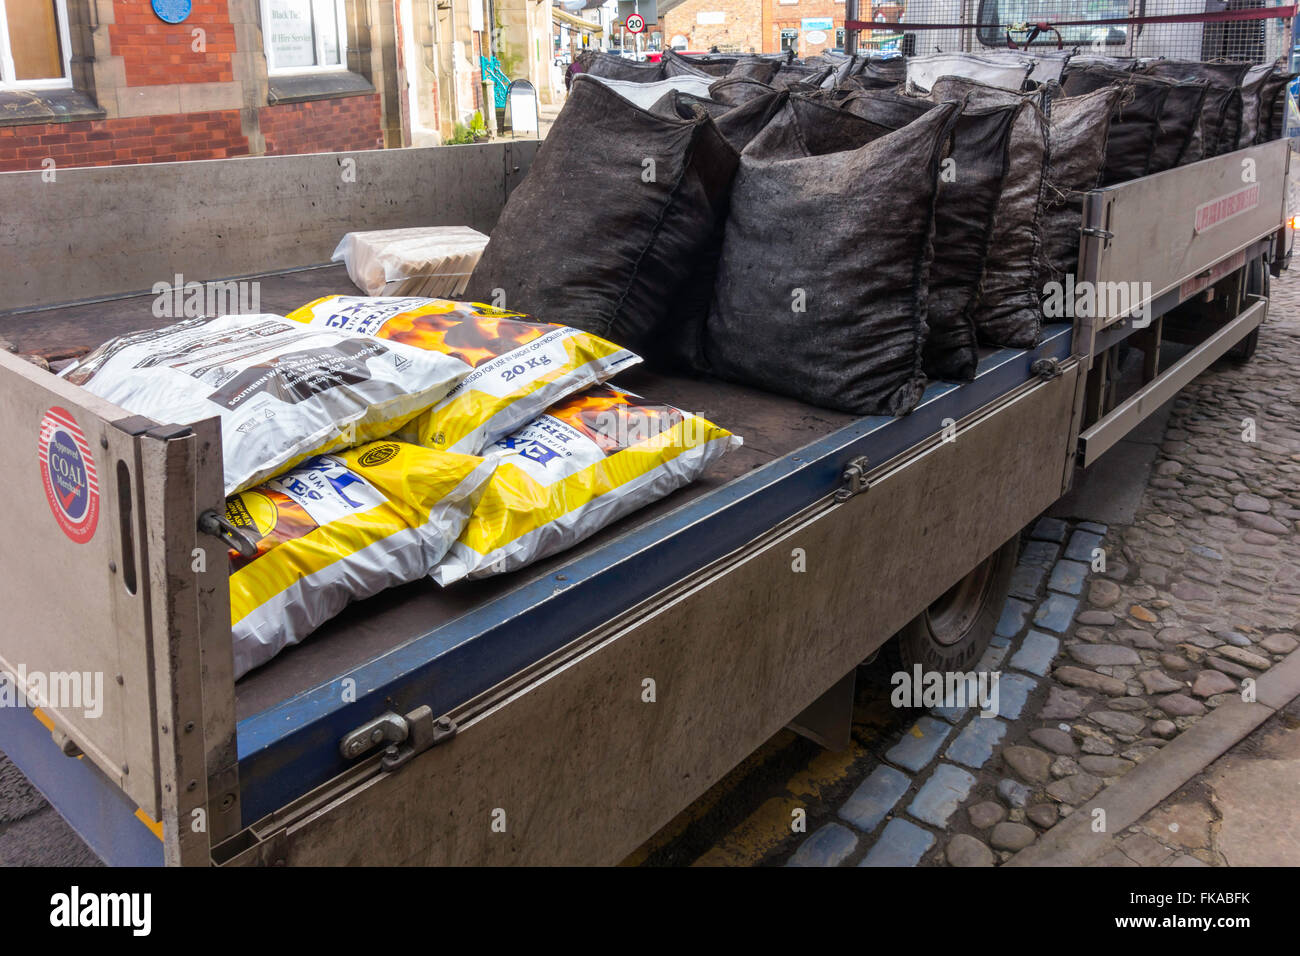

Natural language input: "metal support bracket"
[339,711,408,760]
[1031,358,1062,382]
[339,706,457,771]
[835,456,870,502]
[381,706,457,771]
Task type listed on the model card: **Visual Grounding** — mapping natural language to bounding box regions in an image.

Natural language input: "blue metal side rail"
[233,324,1075,824]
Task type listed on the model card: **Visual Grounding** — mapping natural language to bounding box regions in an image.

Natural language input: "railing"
[481,56,511,109]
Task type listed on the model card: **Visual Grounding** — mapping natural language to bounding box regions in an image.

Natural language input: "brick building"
[0,0,553,172]
[658,0,764,54]
[766,0,848,57]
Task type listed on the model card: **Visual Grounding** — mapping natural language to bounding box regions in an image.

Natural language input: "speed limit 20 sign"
[625,13,645,33]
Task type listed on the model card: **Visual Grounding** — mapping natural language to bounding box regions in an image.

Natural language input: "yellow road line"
[620,730,799,866]
[690,796,808,867]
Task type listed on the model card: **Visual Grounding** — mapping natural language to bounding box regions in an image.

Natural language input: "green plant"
[448,112,489,145]
[448,121,473,145]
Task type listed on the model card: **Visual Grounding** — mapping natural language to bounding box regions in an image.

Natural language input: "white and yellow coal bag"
[285,295,640,455]
[62,313,469,495]
[432,386,741,584]
[225,440,494,678]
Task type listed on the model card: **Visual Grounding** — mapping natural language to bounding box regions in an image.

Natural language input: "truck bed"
[4,263,1071,825]
[0,265,861,710]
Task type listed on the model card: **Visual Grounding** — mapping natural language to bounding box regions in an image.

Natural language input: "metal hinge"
[1031,358,1063,382]
[835,456,870,502]
[339,706,457,772]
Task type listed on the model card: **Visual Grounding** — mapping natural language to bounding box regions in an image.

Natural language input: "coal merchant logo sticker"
[38,407,100,544]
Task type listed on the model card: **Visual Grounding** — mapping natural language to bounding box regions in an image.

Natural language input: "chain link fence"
[859,1,1293,65]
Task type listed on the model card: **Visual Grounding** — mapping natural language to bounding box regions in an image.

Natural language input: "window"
[262,0,348,73]
[977,0,1128,49]
[835,28,845,49]
[0,0,72,89]
[779,28,798,53]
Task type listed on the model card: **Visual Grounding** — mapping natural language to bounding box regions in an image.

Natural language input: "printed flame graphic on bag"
[224,489,319,574]
[545,387,684,454]
[353,301,550,369]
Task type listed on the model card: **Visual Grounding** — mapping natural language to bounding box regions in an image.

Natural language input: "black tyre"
[1227,327,1259,362]
[1227,256,1268,363]
[896,534,1020,675]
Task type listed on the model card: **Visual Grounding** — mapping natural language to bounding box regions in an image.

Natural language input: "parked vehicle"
[0,4,1293,866]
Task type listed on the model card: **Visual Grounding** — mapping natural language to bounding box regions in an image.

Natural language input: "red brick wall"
[109,0,238,86]
[259,95,385,155]
[0,5,387,171]
[0,111,250,172]
[660,0,766,54]
[767,0,848,56]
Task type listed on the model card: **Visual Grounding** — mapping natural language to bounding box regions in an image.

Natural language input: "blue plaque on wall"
[151,0,192,24]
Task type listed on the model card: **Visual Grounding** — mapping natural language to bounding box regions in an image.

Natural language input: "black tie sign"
[626,13,645,33]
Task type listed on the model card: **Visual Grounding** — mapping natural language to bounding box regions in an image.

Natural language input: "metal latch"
[339,706,457,772]
[835,456,870,502]
[198,509,258,559]
[1079,225,1113,241]
[1031,358,1062,382]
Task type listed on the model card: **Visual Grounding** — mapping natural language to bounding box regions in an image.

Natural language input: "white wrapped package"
[61,314,471,494]
[906,52,1034,94]
[432,386,741,584]
[587,74,716,108]
[331,226,490,297]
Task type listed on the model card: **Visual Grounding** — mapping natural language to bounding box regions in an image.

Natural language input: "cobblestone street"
[631,264,1300,868]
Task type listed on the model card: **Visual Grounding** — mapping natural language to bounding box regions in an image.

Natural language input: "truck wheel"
[1227,256,1268,363]
[1227,328,1259,363]
[896,535,1019,675]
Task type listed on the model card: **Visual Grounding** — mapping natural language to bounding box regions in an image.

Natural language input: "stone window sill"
[0,89,105,129]
[267,72,376,106]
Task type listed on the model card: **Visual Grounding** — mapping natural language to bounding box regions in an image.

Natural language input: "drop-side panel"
[1080,140,1289,336]
[221,365,1079,866]
[0,351,161,815]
